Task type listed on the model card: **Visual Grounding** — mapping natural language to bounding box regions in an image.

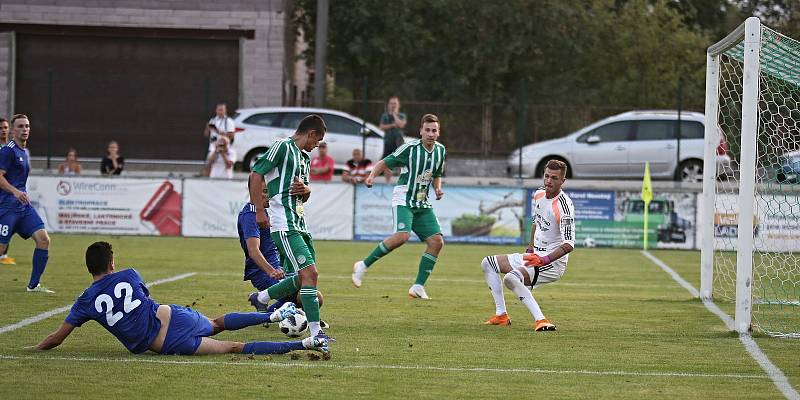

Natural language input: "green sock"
[299,285,320,322]
[415,252,437,285]
[363,242,390,267]
[267,276,299,300]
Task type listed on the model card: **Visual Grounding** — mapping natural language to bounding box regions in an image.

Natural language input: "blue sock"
[265,298,289,314]
[242,341,304,354]
[28,249,48,289]
[223,312,270,330]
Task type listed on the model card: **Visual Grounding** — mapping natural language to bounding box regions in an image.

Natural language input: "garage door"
[15,33,239,161]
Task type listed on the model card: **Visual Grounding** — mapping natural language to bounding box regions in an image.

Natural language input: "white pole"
[735,16,761,334]
[700,51,720,300]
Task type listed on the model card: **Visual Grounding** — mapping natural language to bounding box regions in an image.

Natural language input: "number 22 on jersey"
[94,282,142,326]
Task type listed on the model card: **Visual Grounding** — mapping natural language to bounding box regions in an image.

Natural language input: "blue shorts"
[243,246,283,291]
[160,305,214,355]
[0,205,44,244]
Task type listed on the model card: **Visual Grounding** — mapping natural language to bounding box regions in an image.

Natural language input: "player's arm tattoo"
[546,243,574,262]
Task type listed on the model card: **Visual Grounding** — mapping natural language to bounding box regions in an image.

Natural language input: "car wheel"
[244,147,269,172]
[676,160,703,183]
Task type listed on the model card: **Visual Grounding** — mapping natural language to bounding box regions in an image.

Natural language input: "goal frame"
[700,17,761,334]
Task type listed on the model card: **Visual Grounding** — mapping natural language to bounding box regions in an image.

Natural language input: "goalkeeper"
[480,159,575,331]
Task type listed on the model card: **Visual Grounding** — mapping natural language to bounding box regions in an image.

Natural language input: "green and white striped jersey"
[383,139,446,209]
[251,138,310,233]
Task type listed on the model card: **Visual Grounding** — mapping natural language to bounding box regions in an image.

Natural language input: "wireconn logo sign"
[56,180,121,196]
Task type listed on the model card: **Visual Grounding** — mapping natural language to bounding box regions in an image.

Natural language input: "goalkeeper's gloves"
[523,253,551,267]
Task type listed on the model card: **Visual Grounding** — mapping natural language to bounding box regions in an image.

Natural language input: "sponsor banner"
[700,193,800,252]
[181,179,353,240]
[354,184,524,244]
[29,176,182,236]
[528,189,697,249]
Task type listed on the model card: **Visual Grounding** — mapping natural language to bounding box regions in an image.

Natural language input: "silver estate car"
[507,110,731,182]
[231,107,393,171]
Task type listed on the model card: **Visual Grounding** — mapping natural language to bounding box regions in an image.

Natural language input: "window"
[579,121,633,143]
[280,113,308,129]
[322,114,362,136]
[679,121,704,139]
[243,113,281,127]
[635,120,675,141]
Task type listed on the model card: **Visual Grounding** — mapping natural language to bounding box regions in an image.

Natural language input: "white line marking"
[641,251,699,298]
[642,251,799,400]
[199,272,666,288]
[0,272,197,335]
[0,354,769,380]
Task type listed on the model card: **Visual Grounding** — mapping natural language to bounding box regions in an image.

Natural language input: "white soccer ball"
[279,309,308,337]
[583,237,597,248]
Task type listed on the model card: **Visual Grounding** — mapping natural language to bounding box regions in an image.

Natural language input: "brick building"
[0,0,302,161]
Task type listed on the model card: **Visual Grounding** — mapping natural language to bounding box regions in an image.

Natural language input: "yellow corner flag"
[641,162,653,250]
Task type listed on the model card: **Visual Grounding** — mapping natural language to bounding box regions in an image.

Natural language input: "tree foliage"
[293,0,798,110]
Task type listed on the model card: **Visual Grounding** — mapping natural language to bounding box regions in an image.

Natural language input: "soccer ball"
[583,237,597,248]
[279,309,308,337]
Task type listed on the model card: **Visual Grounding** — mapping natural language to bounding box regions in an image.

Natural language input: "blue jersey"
[65,268,161,354]
[0,140,30,211]
[237,203,283,282]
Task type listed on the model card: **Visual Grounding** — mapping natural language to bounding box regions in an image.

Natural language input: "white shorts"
[506,253,566,289]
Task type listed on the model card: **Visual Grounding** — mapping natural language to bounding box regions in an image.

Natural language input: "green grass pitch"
[0,235,798,399]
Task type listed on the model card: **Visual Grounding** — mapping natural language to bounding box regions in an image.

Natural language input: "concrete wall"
[0,0,288,117]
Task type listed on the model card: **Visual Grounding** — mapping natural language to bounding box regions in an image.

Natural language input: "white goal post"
[701,17,800,338]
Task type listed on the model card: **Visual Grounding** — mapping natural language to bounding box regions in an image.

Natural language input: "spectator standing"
[342,148,372,184]
[101,141,124,176]
[205,136,236,179]
[309,142,335,182]
[203,103,236,152]
[379,96,407,182]
[0,118,9,146]
[57,148,82,175]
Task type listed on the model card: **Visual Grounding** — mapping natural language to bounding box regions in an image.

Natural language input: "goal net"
[701,17,800,338]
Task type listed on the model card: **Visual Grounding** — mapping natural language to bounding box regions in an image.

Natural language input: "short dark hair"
[420,114,439,125]
[545,159,568,177]
[86,241,114,276]
[0,118,7,124]
[11,114,28,125]
[297,114,327,135]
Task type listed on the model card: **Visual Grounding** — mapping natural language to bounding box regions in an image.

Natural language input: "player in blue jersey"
[237,196,327,328]
[35,242,329,355]
[0,114,52,292]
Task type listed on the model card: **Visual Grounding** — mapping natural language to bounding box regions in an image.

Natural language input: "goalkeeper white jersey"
[531,188,576,263]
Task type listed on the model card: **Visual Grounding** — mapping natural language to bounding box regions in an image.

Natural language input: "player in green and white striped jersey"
[249,114,332,341]
[352,114,446,299]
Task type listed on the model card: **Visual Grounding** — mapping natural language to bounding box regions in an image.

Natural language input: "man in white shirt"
[479,159,575,332]
[204,103,236,152]
[205,136,237,179]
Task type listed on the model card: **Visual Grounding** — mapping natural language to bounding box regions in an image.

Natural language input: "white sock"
[481,256,507,315]
[309,321,321,337]
[256,290,271,305]
[504,270,545,321]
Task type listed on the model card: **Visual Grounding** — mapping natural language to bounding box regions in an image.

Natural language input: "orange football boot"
[533,318,557,331]
[484,313,511,326]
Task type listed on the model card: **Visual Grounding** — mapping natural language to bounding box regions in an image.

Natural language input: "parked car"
[774,150,800,184]
[507,110,731,182]
[231,107,400,171]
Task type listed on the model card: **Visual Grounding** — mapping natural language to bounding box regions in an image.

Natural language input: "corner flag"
[641,162,653,250]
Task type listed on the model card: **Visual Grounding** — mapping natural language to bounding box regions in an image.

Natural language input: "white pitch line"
[0,354,770,380]
[641,251,700,298]
[0,272,197,335]
[641,251,799,400]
